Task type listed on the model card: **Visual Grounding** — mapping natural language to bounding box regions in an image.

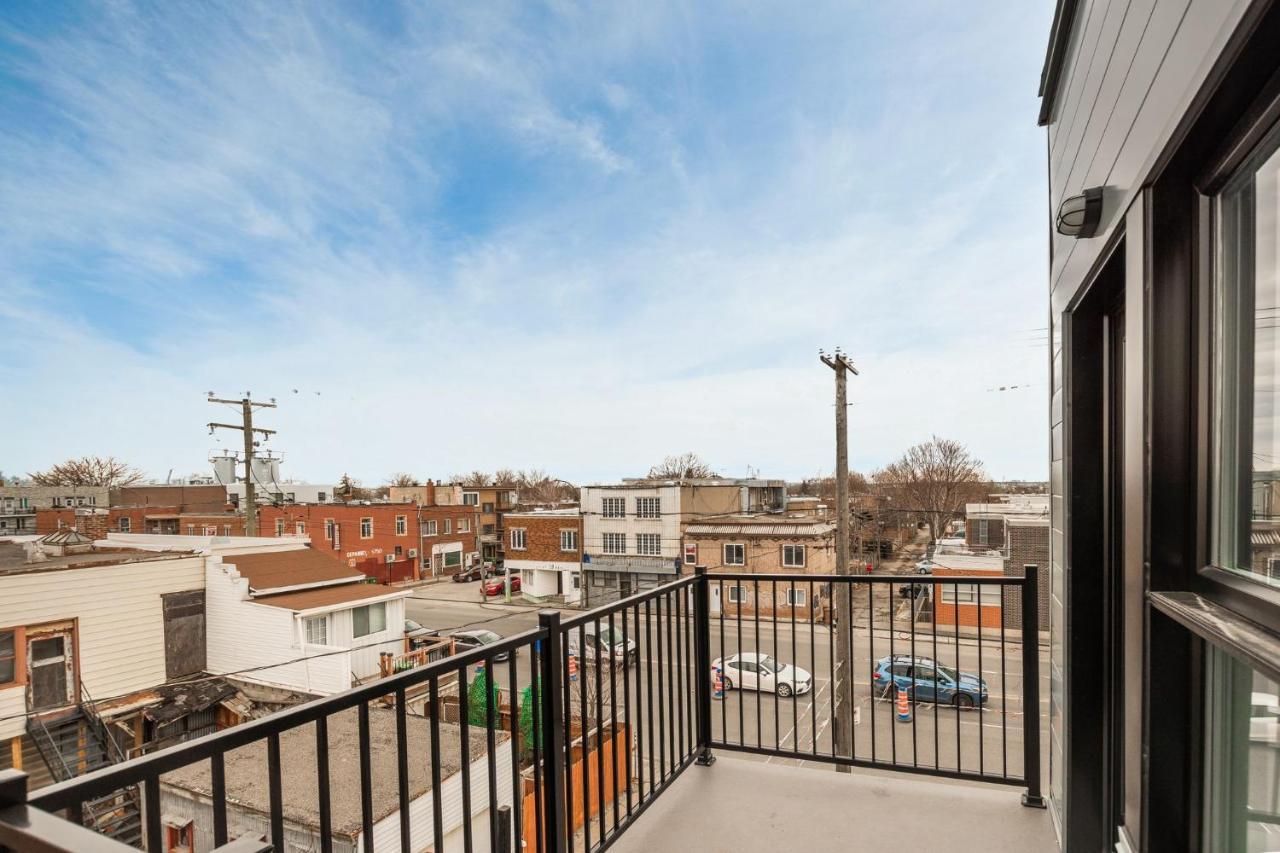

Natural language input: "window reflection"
[1205,648,1280,851]
[1214,120,1280,585]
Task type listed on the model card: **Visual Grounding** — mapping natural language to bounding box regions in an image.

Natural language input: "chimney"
[75,508,111,540]
[425,479,436,506]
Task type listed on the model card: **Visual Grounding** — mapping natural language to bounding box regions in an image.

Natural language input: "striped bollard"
[713,666,724,700]
[896,684,911,722]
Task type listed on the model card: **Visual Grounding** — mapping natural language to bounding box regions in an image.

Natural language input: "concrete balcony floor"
[609,755,1058,853]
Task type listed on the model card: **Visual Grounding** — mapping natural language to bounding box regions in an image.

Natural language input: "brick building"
[1000,517,1050,632]
[388,481,518,564]
[683,516,835,619]
[0,484,109,536]
[111,484,231,513]
[931,552,1005,630]
[36,506,251,537]
[504,509,582,604]
[259,503,479,583]
[963,494,1049,550]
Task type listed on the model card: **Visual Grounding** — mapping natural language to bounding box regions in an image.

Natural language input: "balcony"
[0,570,1055,852]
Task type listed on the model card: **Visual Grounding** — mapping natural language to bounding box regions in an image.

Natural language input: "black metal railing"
[704,566,1043,804]
[0,567,1044,852]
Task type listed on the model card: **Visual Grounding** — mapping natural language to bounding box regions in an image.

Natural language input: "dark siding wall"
[162,590,206,679]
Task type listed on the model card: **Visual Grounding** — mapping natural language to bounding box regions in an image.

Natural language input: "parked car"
[566,622,638,666]
[872,654,988,708]
[713,652,812,698]
[452,565,488,583]
[450,628,514,662]
[404,619,440,649]
[915,559,937,574]
[482,575,521,596]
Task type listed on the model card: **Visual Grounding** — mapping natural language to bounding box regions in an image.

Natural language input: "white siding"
[324,599,406,680]
[0,555,205,740]
[204,557,351,695]
[1046,0,1253,308]
[0,688,26,741]
[364,744,513,853]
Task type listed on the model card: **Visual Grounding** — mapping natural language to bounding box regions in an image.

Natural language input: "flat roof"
[685,517,835,537]
[0,541,192,576]
[585,478,786,489]
[252,583,409,612]
[504,508,581,519]
[224,549,366,594]
[162,707,497,838]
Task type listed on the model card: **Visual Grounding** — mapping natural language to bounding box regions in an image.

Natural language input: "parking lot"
[405,575,1047,785]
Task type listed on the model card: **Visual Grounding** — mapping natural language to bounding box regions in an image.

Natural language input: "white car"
[566,622,637,665]
[713,652,812,698]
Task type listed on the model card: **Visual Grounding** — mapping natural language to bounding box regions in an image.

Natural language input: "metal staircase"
[27,691,142,848]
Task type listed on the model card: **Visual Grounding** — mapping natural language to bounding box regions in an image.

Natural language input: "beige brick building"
[683,516,835,619]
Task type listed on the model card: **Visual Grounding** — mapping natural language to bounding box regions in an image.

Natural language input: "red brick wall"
[504,515,581,562]
[261,504,479,582]
[36,506,186,536]
[932,566,1003,628]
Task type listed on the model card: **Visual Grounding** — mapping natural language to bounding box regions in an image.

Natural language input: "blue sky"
[0,1,1054,485]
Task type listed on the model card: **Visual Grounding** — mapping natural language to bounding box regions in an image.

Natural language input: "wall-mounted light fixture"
[1055,186,1103,238]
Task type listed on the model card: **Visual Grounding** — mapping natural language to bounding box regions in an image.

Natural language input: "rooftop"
[223,548,366,595]
[587,478,787,490]
[161,707,496,838]
[685,515,835,537]
[252,582,409,612]
[0,540,189,576]
[504,508,582,518]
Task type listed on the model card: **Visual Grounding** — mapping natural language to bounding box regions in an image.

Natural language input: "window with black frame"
[1214,119,1280,588]
[1208,115,1280,852]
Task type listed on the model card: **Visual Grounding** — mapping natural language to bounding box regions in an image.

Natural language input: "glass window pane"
[1214,121,1280,587]
[1204,645,1280,851]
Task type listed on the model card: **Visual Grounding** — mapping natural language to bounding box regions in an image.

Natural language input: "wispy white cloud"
[0,1,1054,484]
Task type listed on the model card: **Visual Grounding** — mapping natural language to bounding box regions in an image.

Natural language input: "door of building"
[27,625,75,711]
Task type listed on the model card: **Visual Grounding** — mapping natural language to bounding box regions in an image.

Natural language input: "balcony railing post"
[1020,564,1046,808]
[0,768,27,810]
[693,565,716,766]
[537,609,568,852]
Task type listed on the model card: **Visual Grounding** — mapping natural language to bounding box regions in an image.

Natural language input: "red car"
[482,575,521,596]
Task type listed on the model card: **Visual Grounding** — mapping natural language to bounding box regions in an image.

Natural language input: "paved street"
[403,567,1048,791]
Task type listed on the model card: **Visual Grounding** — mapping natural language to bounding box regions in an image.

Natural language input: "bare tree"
[454,471,493,487]
[386,473,420,488]
[647,453,719,480]
[873,436,987,542]
[492,469,519,487]
[29,456,145,488]
[514,469,579,504]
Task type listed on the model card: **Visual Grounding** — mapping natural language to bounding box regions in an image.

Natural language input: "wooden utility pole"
[207,394,277,536]
[820,348,858,773]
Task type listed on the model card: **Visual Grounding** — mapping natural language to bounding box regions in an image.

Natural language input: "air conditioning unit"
[407,549,418,558]
[385,554,396,564]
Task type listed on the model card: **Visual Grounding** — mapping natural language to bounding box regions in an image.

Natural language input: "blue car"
[872,655,988,709]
